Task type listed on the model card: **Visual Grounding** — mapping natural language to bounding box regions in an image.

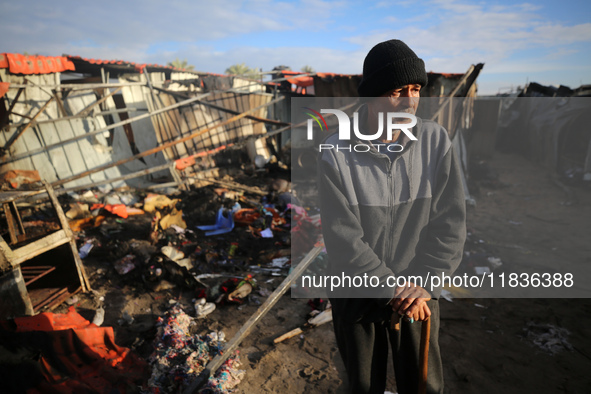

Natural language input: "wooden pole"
[153,86,289,127]
[52,89,68,117]
[55,162,174,195]
[418,317,431,394]
[2,96,55,153]
[50,96,284,187]
[75,86,123,117]
[182,242,324,394]
[7,82,147,90]
[1,86,26,129]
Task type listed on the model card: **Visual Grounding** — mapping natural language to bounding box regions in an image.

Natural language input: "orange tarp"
[0,81,9,99]
[0,53,75,75]
[2,306,148,393]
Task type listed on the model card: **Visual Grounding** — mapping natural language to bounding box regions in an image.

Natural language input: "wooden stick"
[418,317,431,394]
[2,96,55,153]
[55,162,175,195]
[197,178,267,196]
[75,86,123,117]
[390,311,400,331]
[53,89,68,117]
[273,327,304,343]
[182,242,324,394]
[1,86,25,128]
[7,82,147,90]
[153,86,289,127]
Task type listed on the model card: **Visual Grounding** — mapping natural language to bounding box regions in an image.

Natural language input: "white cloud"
[1,0,589,91]
[346,0,591,76]
[1,0,343,59]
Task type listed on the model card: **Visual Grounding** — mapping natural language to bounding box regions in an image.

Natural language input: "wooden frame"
[0,181,89,318]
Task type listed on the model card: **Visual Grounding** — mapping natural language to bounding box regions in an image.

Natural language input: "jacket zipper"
[386,158,394,266]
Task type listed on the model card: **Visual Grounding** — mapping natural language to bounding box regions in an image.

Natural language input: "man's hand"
[389,282,431,322]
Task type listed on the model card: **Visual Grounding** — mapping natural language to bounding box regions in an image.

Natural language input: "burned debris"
[4,51,554,392]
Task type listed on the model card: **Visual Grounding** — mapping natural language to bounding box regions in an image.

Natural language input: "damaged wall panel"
[144,88,273,174]
[1,61,279,191]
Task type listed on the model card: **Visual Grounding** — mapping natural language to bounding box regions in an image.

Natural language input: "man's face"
[379,83,421,115]
[367,83,422,141]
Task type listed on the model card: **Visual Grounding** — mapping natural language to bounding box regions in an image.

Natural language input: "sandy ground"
[60,149,591,394]
[235,150,591,394]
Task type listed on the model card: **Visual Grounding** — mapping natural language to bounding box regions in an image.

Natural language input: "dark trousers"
[332,300,443,394]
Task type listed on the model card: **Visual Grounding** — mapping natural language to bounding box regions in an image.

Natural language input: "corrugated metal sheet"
[148,88,273,170]
[0,72,125,188]
[1,63,276,190]
[111,72,273,176]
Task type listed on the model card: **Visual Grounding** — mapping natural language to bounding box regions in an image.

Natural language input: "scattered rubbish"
[474,303,487,309]
[92,306,105,326]
[227,277,255,302]
[66,202,90,219]
[69,215,106,232]
[143,194,179,212]
[161,245,184,260]
[260,227,274,238]
[196,298,216,318]
[90,203,132,218]
[198,207,236,236]
[114,254,136,275]
[274,306,333,344]
[271,257,290,267]
[308,308,333,326]
[487,257,503,270]
[159,208,187,230]
[66,295,79,305]
[0,169,41,189]
[523,322,573,354]
[146,305,245,393]
[78,240,94,259]
[170,224,187,233]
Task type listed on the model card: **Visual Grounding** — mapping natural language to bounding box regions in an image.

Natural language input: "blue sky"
[1,0,590,95]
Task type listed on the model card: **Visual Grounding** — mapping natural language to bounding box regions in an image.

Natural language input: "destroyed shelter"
[0,51,488,393]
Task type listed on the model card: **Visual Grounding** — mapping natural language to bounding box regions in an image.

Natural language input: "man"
[318,39,466,393]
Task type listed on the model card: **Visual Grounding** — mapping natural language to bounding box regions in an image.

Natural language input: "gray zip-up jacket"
[318,112,466,321]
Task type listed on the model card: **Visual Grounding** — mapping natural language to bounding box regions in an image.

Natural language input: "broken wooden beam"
[75,86,123,117]
[2,96,55,154]
[1,85,26,129]
[196,179,267,196]
[50,96,285,187]
[153,86,289,127]
[182,242,324,394]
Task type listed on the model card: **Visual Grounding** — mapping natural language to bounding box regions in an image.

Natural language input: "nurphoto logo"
[304,108,417,152]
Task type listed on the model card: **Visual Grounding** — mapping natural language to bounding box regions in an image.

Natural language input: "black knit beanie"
[358,39,428,97]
